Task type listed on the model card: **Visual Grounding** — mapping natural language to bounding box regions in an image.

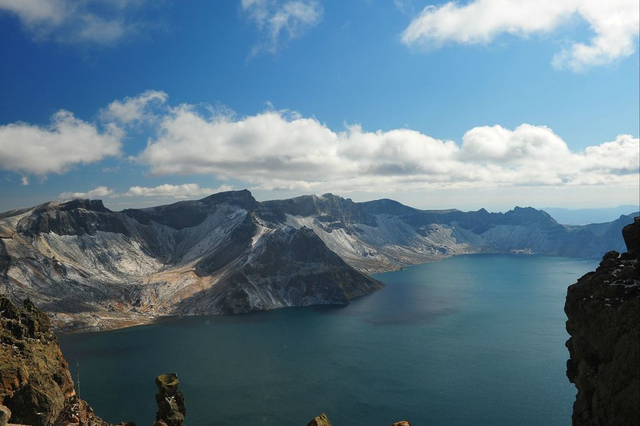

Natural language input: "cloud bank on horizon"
[1,91,637,200]
[401,0,640,71]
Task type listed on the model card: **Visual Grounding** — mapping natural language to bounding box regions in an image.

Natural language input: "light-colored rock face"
[0,192,383,331]
[0,190,633,331]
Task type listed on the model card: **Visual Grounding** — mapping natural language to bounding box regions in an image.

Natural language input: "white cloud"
[242,0,323,56]
[60,186,115,200]
[21,176,29,186]
[100,90,168,125]
[137,104,639,193]
[0,0,147,44]
[5,91,636,198]
[0,110,122,176]
[123,183,234,198]
[401,0,640,71]
[58,183,233,201]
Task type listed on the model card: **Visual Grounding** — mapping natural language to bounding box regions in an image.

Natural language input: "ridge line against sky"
[0,0,638,211]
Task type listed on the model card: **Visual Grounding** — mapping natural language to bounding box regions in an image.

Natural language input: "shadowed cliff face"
[565,217,640,425]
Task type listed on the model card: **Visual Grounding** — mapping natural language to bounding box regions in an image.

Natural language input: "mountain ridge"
[0,190,635,332]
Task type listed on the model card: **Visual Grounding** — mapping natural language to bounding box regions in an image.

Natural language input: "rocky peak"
[57,199,110,213]
[200,189,257,210]
[16,199,128,237]
[504,206,558,226]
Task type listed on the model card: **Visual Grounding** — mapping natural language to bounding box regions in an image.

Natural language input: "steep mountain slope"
[0,190,632,331]
[0,191,382,331]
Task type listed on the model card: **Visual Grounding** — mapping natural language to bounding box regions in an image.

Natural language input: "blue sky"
[0,0,638,212]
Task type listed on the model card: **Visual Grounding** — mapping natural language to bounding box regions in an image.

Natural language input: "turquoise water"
[58,254,597,426]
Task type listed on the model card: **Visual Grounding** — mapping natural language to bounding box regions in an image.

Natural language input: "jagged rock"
[565,216,640,425]
[305,413,331,426]
[390,422,411,426]
[153,373,186,426]
[0,297,115,426]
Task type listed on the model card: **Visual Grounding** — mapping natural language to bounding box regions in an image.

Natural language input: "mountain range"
[541,205,639,225]
[0,190,635,331]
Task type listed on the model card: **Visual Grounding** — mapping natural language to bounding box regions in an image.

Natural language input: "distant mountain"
[542,205,639,225]
[0,190,635,331]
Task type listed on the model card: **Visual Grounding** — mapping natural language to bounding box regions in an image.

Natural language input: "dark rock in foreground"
[565,216,640,425]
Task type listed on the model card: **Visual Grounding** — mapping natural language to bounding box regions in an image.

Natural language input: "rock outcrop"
[306,413,331,426]
[153,374,186,426]
[565,216,640,425]
[0,297,111,426]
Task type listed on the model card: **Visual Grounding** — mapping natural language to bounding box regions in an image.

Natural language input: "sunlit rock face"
[0,190,633,331]
[565,217,640,426]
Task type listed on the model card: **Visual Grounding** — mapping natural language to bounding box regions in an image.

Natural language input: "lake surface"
[59,254,597,426]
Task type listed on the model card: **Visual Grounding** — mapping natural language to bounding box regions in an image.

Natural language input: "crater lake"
[59,254,597,426]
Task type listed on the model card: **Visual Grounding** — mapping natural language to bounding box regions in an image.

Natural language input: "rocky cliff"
[0,190,632,331]
[0,296,114,425]
[565,217,639,425]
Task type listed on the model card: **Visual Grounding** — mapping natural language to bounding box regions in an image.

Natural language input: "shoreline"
[50,251,600,335]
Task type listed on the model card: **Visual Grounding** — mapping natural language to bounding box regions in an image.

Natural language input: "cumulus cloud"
[58,183,233,201]
[4,91,636,196]
[123,183,234,198]
[0,110,122,176]
[401,0,640,71]
[100,90,168,125]
[0,0,148,44]
[59,186,115,200]
[242,0,323,56]
[137,104,639,193]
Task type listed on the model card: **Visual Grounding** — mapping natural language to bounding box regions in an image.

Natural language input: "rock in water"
[306,413,331,426]
[390,422,411,426]
[153,373,186,426]
[565,216,640,425]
